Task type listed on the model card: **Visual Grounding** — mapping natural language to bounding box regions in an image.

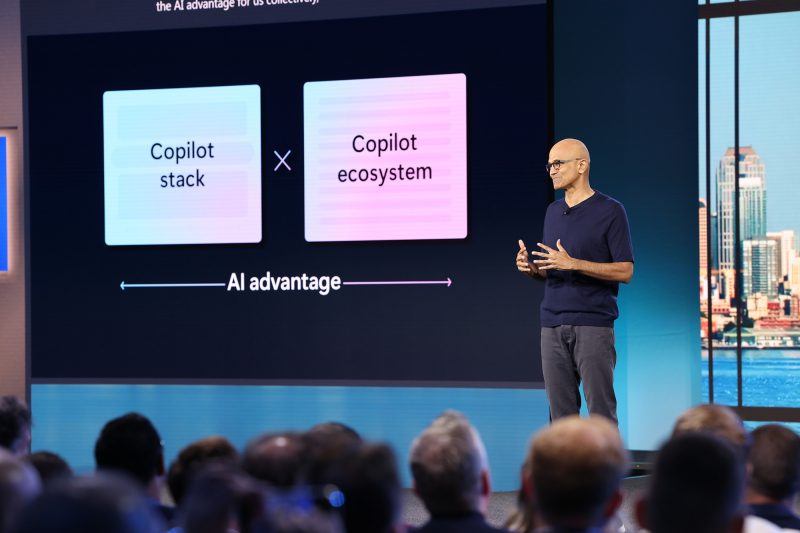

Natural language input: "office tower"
[791,256,800,296]
[743,238,779,298]
[716,146,766,271]
[699,199,708,274]
[767,230,796,281]
[711,211,719,271]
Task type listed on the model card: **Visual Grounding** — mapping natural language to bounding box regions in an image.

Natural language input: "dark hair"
[748,424,800,501]
[180,463,265,533]
[13,474,162,533]
[0,397,31,451]
[25,451,72,485]
[304,424,362,487]
[322,443,400,533]
[167,436,238,506]
[94,413,163,487]
[648,433,744,533]
[242,432,308,488]
[306,422,360,443]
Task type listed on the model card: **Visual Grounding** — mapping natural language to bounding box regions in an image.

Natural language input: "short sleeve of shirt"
[607,203,634,263]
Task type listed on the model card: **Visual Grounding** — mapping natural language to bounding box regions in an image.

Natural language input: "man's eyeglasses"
[545,159,583,173]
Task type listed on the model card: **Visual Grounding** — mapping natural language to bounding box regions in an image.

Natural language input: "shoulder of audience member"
[747,515,796,533]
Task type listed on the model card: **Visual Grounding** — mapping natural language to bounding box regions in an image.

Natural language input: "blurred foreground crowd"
[0,396,798,533]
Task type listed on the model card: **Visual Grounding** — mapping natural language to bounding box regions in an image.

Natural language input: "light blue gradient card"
[103,85,262,245]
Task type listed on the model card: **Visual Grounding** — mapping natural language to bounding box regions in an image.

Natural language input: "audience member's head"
[180,463,265,533]
[25,452,72,486]
[637,432,745,533]
[409,410,490,517]
[167,436,239,506]
[242,432,308,488]
[325,442,401,533]
[0,397,31,458]
[0,449,40,533]
[304,423,362,487]
[672,404,749,452]
[526,415,628,530]
[306,422,360,445]
[94,413,164,493]
[747,424,800,504]
[13,473,162,533]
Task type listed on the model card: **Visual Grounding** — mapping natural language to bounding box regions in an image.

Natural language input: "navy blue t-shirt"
[539,191,634,327]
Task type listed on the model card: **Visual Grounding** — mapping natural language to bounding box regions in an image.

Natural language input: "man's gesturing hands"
[531,239,576,271]
[517,239,576,277]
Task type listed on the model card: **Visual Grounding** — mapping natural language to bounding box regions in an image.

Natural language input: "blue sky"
[698,11,800,236]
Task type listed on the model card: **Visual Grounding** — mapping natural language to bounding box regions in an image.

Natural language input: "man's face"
[547,147,583,191]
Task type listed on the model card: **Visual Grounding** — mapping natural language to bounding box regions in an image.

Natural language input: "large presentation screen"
[26,0,550,385]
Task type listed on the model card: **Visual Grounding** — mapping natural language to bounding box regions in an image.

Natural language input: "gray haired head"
[409,410,489,517]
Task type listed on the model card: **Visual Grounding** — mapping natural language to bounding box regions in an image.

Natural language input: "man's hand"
[532,239,577,271]
[516,239,539,278]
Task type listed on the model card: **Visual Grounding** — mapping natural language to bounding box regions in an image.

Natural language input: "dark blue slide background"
[28,6,551,383]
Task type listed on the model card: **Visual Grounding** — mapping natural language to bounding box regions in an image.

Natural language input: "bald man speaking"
[516,139,633,424]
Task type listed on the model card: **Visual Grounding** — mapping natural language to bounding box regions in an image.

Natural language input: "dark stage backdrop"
[553,0,700,449]
[27,6,550,384]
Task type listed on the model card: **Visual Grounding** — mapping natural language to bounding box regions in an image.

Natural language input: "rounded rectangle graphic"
[103,84,262,246]
[304,73,467,242]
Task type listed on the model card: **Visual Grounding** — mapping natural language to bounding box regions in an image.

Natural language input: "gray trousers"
[541,325,617,425]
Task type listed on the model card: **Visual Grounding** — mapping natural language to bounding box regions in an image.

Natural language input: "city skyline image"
[700,144,800,347]
[699,11,800,355]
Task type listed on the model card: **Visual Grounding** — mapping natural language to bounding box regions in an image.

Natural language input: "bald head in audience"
[242,431,307,488]
[526,415,628,531]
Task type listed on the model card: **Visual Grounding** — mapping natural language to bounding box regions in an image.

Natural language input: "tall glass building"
[743,238,779,298]
[716,146,766,272]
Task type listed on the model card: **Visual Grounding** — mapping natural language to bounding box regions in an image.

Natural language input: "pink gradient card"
[304,73,467,242]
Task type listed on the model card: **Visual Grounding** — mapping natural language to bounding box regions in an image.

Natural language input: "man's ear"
[480,469,491,497]
[522,471,533,500]
[634,497,649,531]
[604,488,623,519]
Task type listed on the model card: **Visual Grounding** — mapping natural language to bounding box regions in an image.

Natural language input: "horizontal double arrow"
[120,282,224,290]
[120,278,452,290]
